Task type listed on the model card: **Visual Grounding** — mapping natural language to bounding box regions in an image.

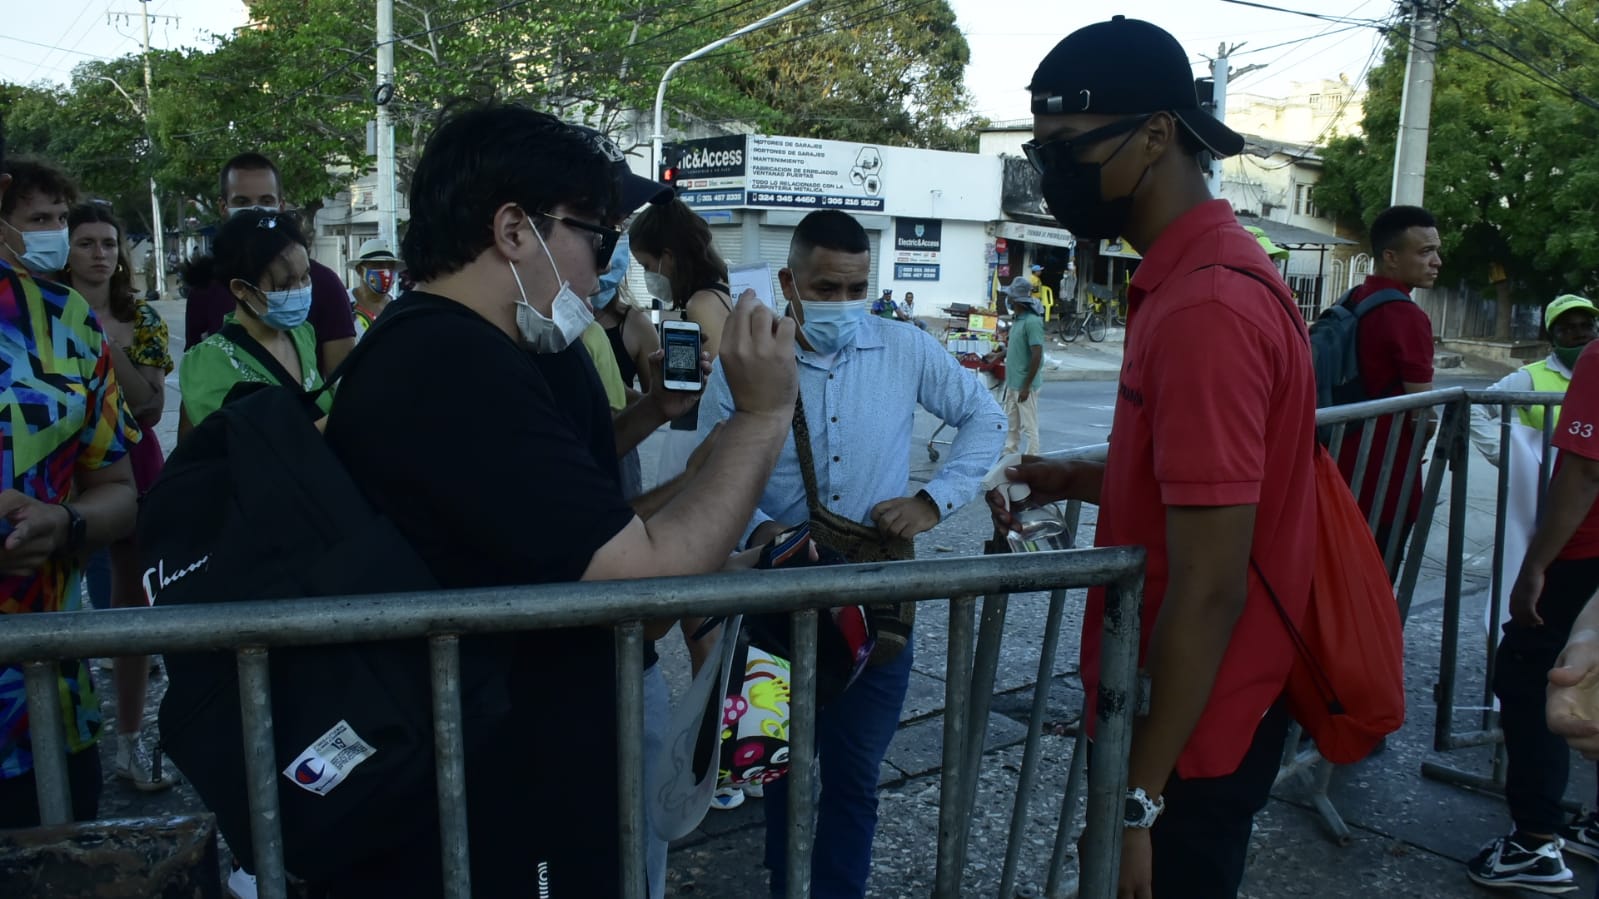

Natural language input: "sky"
[0,0,1394,122]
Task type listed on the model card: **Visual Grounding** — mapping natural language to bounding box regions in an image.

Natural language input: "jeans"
[763,638,914,898]
[1146,702,1292,897]
[642,663,669,899]
[1494,556,1599,834]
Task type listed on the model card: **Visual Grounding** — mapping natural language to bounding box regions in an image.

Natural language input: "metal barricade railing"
[0,548,1145,899]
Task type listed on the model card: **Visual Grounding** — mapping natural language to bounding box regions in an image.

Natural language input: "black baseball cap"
[571,125,674,216]
[1028,16,1245,158]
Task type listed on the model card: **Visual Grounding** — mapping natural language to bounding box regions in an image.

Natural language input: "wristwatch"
[60,504,86,555]
[1123,787,1165,829]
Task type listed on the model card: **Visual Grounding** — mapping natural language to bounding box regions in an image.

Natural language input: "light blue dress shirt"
[696,315,1007,544]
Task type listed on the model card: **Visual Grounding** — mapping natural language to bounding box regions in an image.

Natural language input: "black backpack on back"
[144,305,511,880]
[1306,286,1409,409]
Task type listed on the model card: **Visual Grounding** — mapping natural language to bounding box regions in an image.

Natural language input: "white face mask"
[509,222,593,354]
[643,271,673,305]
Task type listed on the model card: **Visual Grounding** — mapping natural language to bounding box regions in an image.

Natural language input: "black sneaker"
[1467,834,1577,893]
[1562,813,1599,864]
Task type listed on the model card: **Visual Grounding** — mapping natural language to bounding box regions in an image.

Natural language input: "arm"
[1128,505,1256,799]
[623,306,660,395]
[1510,453,1599,625]
[684,290,731,359]
[584,297,798,580]
[1470,369,1534,466]
[1548,595,1599,757]
[1019,344,1043,402]
[104,340,164,424]
[912,328,1010,518]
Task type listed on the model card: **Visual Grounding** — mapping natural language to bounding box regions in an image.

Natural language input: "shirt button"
[831,416,838,423]
[833,456,840,462]
[832,494,840,501]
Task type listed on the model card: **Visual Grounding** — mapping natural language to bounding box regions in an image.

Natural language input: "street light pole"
[375,0,398,248]
[651,0,815,178]
[139,0,166,298]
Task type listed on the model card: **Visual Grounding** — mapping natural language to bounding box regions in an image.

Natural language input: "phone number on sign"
[746,192,885,211]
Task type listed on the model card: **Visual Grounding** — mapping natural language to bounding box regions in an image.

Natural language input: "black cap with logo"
[1028,16,1245,158]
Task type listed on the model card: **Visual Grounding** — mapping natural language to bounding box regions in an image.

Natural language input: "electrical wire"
[1439,2,1599,112]
[1215,0,1393,27]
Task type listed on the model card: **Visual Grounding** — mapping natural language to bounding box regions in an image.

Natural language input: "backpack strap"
[219,323,307,393]
[1347,287,1409,318]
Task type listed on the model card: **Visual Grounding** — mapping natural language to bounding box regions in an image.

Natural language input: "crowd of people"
[4,13,1599,899]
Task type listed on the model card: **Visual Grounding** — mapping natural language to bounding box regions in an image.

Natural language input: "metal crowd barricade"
[0,549,1145,899]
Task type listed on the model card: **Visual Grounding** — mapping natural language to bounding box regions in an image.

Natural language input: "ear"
[1142,112,1179,164]
[229,278,266,316]
[778,267,799,308]
[490,203,530,262]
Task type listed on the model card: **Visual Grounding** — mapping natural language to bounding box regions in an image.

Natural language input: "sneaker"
[226,864,257,899]
[114,733,177,792]
[742,781,764,800]
[710,784,745,811]
[1466,834,1577,893]
[1562,813,1599,864]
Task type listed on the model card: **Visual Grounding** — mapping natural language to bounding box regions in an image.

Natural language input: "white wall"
[977,128,1031,158]
[878,220,990,309]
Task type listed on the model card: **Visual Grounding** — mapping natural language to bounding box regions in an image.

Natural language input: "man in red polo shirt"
[1468,337,1599,893]
[989,16,1316,897]
[1334,205,1439,575]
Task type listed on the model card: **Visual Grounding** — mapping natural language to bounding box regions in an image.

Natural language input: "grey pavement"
[95,302,1564,897]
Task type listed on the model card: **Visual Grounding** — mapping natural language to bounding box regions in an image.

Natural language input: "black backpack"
[143,305,512,881]
[1307,286,1409,409]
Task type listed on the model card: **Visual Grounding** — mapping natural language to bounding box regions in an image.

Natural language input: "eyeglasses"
[543,213,623,269]
[1022,114,1154,174]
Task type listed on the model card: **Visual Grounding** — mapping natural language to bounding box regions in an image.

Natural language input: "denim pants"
[763,637,913,898]
[642,662,669,899]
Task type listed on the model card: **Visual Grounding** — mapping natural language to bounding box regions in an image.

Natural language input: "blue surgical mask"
[592,234,631,309]
[796,299,868,354]
[260,284,313,331]
[5,224,69,274]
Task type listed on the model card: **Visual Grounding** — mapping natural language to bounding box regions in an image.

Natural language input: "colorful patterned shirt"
[0,260,138,778]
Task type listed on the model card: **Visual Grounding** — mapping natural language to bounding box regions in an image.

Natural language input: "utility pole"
[1391,0,1438,205]
[111,2,177,297]
[375,0,398,249]
[1205,43,1265,199]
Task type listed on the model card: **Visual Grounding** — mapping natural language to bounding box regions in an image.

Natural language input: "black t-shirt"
[324,291,636,894]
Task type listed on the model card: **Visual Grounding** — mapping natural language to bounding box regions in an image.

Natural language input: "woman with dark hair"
[177,210,331,436]
[628,198,733,485]
[62,203,175,791]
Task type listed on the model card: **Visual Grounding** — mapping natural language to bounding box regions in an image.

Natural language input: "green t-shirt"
[1005,311,1046,390]
[578,321,628,412]
[179,313,332,426]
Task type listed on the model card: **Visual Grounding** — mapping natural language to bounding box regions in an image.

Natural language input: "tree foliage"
[1315,0,1599,306]
[1,0,977,231]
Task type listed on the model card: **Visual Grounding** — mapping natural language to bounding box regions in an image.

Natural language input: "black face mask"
[1029,116,1153,241]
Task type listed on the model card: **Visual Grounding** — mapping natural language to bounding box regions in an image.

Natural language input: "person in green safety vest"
[1471,294,1598,463]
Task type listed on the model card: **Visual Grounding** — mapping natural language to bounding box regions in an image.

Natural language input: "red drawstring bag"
[1259,446,1406,764]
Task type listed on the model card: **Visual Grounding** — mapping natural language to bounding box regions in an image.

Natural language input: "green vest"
[1518,359,1571,430]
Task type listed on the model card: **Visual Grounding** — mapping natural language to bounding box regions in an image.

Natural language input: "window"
[1295,183,1318,219]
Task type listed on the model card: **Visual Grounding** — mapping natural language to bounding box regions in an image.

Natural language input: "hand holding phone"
[660,320,704,392]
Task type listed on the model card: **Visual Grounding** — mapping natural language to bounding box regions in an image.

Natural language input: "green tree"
[1315,0,1599,338]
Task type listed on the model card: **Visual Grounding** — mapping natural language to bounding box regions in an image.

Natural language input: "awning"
[990,214,1076,248]
[1234,213,1354,248]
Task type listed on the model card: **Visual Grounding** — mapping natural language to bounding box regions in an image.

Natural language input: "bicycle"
[1057,294,1108,343]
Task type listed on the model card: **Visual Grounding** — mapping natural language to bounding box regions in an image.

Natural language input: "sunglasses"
[543,213,623,270]
[1022,114,1154,174]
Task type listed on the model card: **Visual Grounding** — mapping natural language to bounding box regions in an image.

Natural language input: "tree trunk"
[1495,277,1514,340]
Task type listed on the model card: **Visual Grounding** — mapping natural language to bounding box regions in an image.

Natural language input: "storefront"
[659,134,1001,312]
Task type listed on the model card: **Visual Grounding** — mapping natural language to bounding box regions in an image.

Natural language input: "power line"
[0,33,116,61]
[1215,0,1393,27]
[1439,1,1599,112]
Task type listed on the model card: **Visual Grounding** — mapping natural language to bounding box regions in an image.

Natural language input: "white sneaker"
[742,781,764,800]
[114,733,177,792]
[710,784,745,811]
[226,865,258,899]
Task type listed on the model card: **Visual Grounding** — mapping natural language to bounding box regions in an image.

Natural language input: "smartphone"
[660,320,704,392]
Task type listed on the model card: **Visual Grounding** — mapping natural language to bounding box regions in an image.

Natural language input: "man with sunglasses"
[989,17,1316,897]
[321,104,799,898]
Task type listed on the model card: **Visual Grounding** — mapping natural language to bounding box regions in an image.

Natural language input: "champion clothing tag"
[281,720,376,796]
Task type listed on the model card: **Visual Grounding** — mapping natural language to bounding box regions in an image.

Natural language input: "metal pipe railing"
[7,547,1146,898]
